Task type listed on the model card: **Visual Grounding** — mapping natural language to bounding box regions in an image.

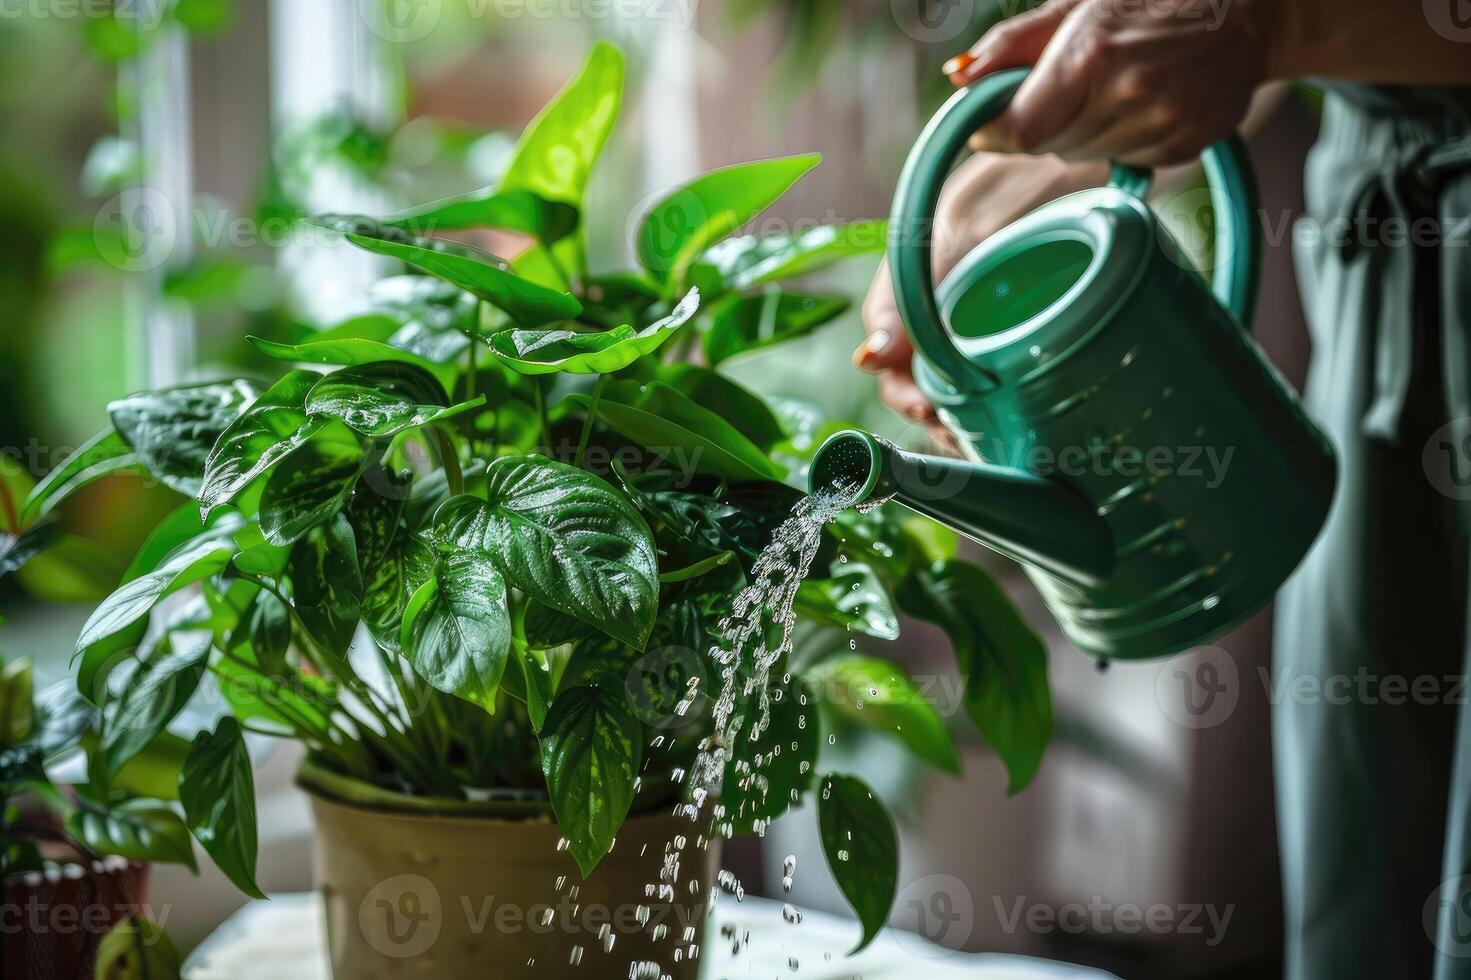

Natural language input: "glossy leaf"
[808,655,958,773]
[486,288,699,376]
[898,559,1051,794]
[703,290,849,365]
[386,189,578,244]
[247,335,456,393]
[199,370,321,519]
[719,678,819,835]
[400,550,512,711]
[636,154,821,283]
[67,800,197,870]
[180,717,264,898]
[257,425,366,546]
[22,429,141,526]
[305,361,483,436]
[657,364,785,450]
[308,215,581,327]
[796,561,900,640]
[499,41,623,209]
[564,381,786,482]
[431,457,659,648]
[98,639,209,786]
[289,513,364,659]
[94,915,183,980]
[539,684,641,876]
[818,773,897,953]
[702,220,888,289]
[109,380,261,496]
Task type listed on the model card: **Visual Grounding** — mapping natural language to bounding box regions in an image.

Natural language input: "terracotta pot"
[300,762,720,980]
[1,855,151,979]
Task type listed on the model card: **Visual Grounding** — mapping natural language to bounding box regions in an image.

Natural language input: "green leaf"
[898,559,1051,794]
[564,380,786,482]
[431,458,659,648]
[305,361,483,436]
[486,288,699,376]
[258,425,367,546]
[0,658,34,747]
[289,513,364,658]
[659,550,735,584]
[94,915,183,980]
[702,220,888,289]
[22,430,141,526]
[246,336,456,393]
[818,773,898,953]
[386,189,578,245]
[400,551,512,711]
[74,537,236,698]
[199,370,322,519]
[98,639,209,786]
[0,523,59,581]
[808,655,958,773]
[499,41,623,210]
[109,380,261,496]
[719,678,819,835]
[539,684,642,877]
[67,800,197,870]
[105,731,190,803]
[180,717,264,898]
[212,658,336,740]
[703,291,849,366]
[307,216,581,327]
[796,561,900,641]
[636,154,821,283]
[657,364,785,450]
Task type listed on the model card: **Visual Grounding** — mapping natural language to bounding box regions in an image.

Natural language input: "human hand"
[854,151,1106,450]
[942,0,1278,167]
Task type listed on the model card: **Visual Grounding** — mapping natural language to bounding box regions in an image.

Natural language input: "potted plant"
[37,42,1052,978]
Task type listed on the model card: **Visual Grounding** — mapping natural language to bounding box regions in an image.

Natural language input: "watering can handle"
[890,67,1262,392]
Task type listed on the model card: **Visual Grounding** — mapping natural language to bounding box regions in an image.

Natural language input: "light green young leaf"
[180,716,264,898]
[400,550,512,711]
[487,288,699,376]
[539,684,642,877]
[431,457,659,648]
[897,559,1051,794]
[636,154,821,284]
[94,914,184,980]
[807,654,959,773]
[247,335,456,393]
[818,773,898,953]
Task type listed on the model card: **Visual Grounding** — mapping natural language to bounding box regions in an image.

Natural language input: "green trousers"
[1275,91,1471,978]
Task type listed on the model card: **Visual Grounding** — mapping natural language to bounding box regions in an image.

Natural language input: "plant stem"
[574,374,607,469]
[533,377,551,456]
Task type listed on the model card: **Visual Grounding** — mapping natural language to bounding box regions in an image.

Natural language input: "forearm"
[1260,0,1471,86]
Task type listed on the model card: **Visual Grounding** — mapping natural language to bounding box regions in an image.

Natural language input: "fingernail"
[853,329,892,371]
[943,53,975,77]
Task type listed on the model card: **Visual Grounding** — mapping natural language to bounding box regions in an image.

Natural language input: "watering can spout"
[809,430,1115,589]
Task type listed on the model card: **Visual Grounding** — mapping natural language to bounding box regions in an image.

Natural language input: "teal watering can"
[810,69,1337,660]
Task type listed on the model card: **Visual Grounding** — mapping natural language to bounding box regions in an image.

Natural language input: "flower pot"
[1,854,150,979]
[299,762,720,979]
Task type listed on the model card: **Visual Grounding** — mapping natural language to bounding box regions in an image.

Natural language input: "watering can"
[810,68,1336,660]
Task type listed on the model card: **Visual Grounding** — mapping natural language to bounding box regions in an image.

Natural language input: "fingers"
[943,0,1083,86]
[856,258,915,374]
[971,9,1100,156]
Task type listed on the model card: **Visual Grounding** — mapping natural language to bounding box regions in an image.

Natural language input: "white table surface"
[182,892,1119,980]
